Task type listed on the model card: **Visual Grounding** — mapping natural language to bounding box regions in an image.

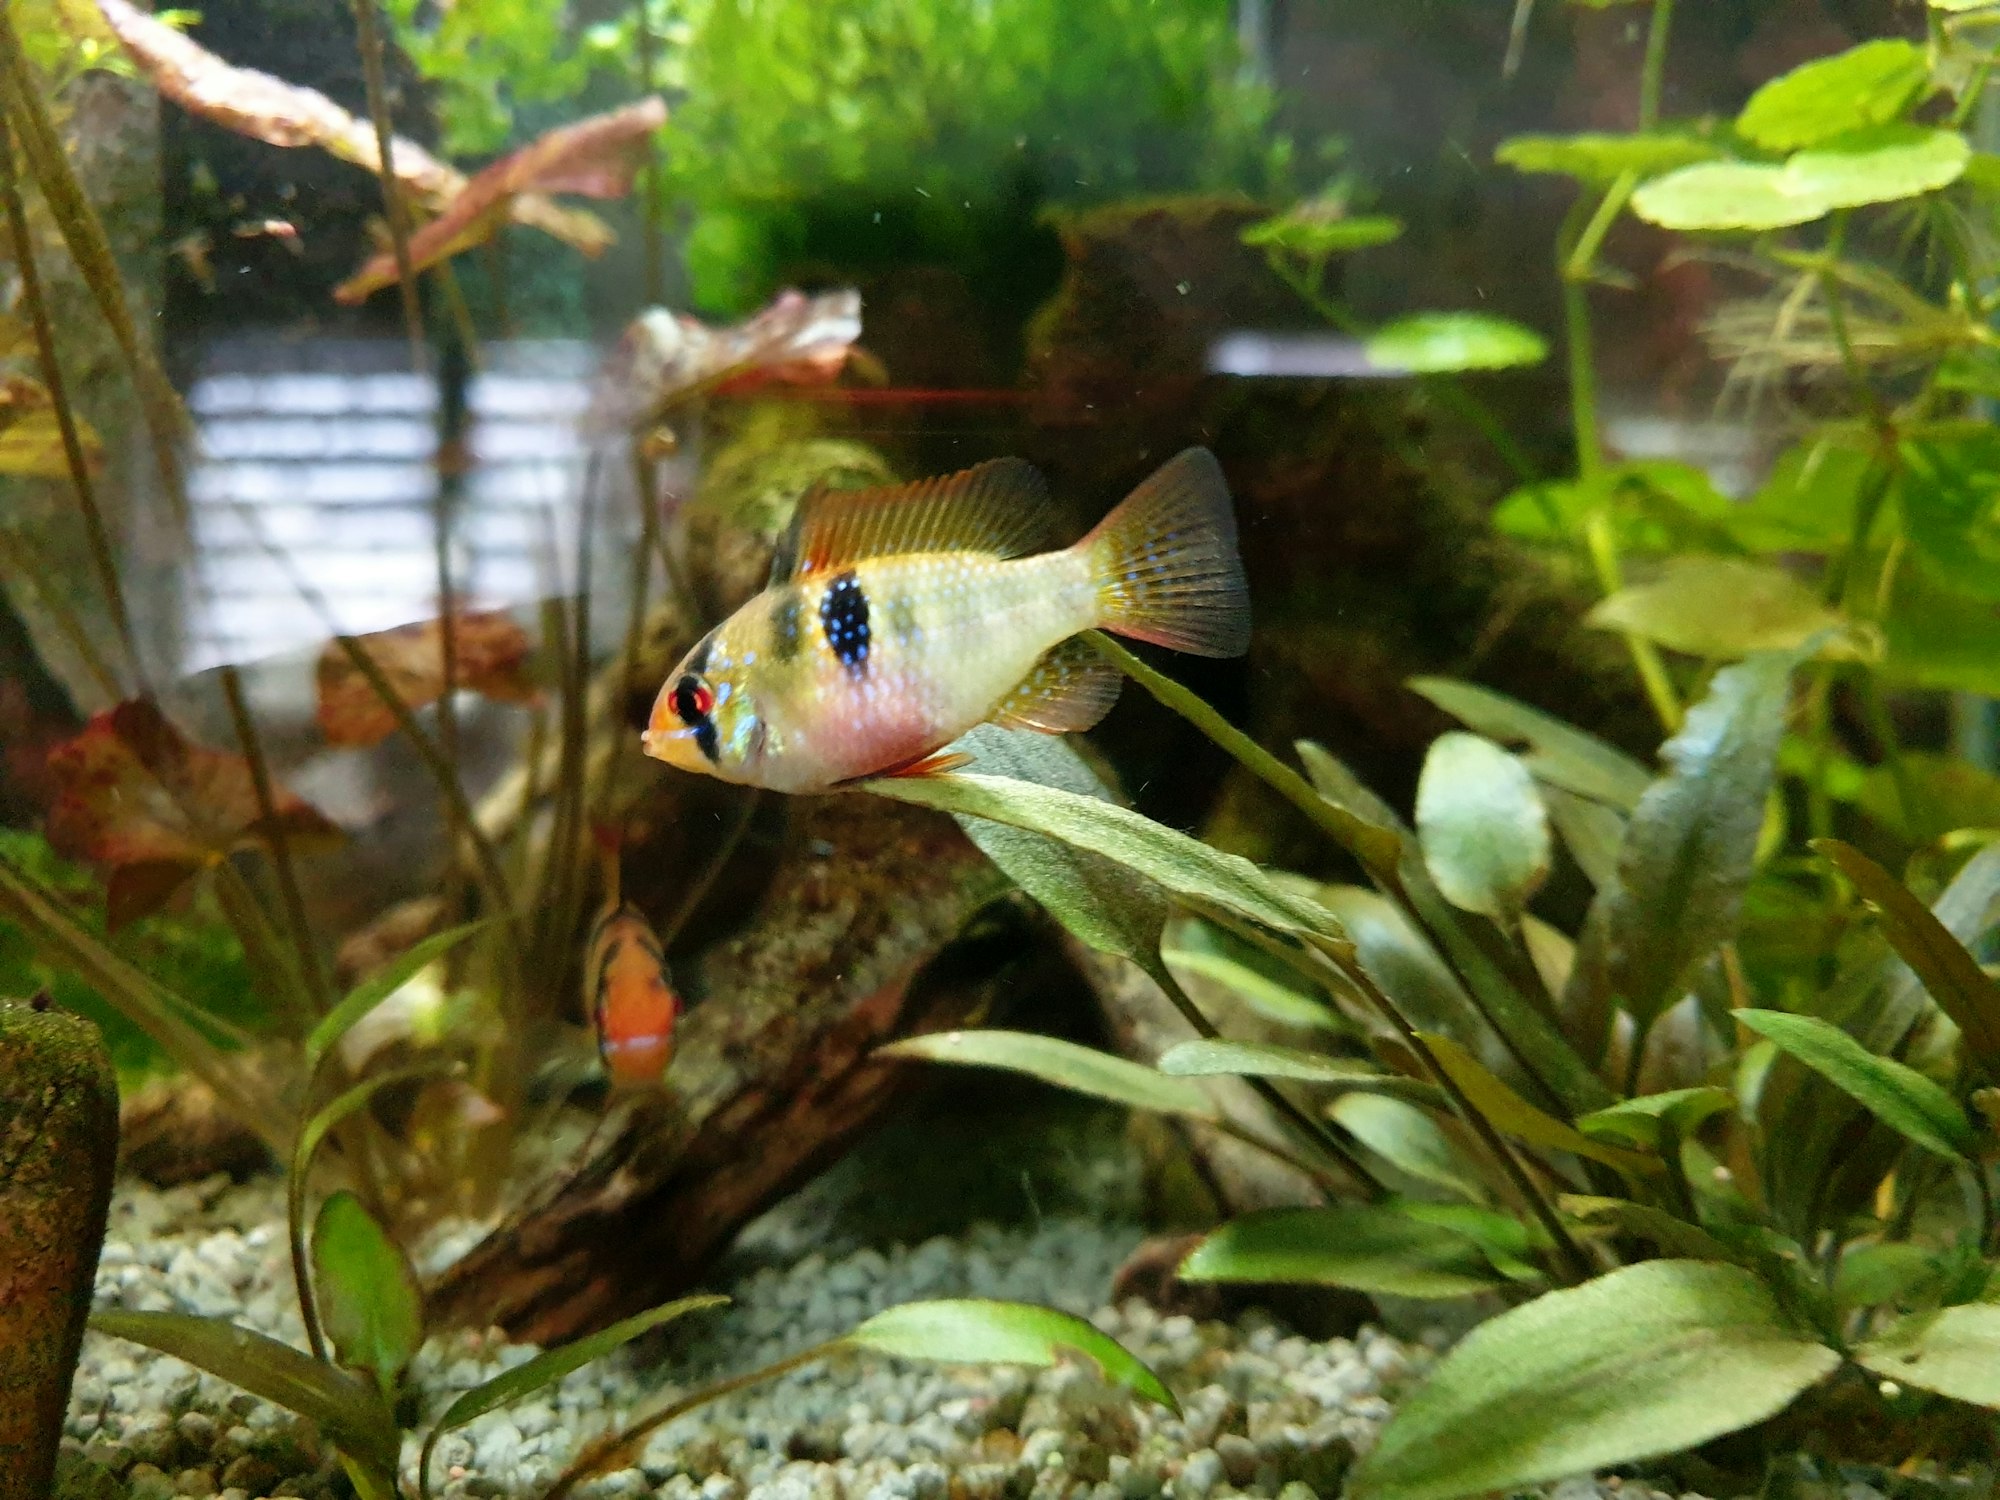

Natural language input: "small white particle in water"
[915,187,930,198]
[1176,281,1190,295]
[1880,1380,1903,1399]
[1713,1165,1733,1182]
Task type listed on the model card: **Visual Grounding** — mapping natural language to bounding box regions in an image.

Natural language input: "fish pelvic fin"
[1081,447,1251,657]
[992,636,1122,734]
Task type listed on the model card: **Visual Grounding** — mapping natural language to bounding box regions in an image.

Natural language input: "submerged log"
[427,791,1014,1344]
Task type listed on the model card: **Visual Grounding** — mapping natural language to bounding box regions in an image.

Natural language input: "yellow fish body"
[642,447,1249,793]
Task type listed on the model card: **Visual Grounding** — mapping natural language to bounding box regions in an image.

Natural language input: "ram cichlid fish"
[642,446,1250,792]
[584,829,682,1089]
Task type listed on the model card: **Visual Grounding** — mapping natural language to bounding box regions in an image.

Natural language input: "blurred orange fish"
[584,828,681,1089]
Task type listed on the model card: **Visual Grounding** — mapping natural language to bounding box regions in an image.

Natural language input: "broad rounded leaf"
[1736,39,1930,151]
[1331,1093,1485,1201]
[312,1191,423,1398]
[1858,1303,2000,1406]
[1495,130,1723,184]
[844,1299,1176,1411]
[1587,557,1855,660]
[88,1310,400,1474]
[1783,126,1970,211]
[877,1030,1218,1120]
[1897,425,2000,602]
[1365,314,1547,374]
[1631,161,1829,231]
[1736,1008,1975,1162]
[1179,1205,1507,1299]
[1408,677,1651,811]
[1347,1261,1840,1500]
[1415,732,1551,923]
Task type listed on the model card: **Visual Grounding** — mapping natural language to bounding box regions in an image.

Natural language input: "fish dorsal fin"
[991,636,1122,734]
[770,457,1054,582]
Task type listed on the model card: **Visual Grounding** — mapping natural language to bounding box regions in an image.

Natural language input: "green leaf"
[868,771,1344,945]
[1542,785,1626,891]
[1729,437,1879,553]
[88,1310,400,1475]
[1898,424,2000,601]
[1586,557,1852,659]
[311,1191,423,1400]
[1575,1087,1732,1150]
[1835,1243,1946,1312]
[1408,677,1651,811]
[1418,1032,1657,1175]
[1331,1093,1486,1200]
[1736,39,1930,151]
[941,725,1168,970]
[1161,944,1339,1031]
[1631,161,1829,232]
[1783,126,1970,211]
[1415,733,1551,924]
[305,919,487,1074]
[1558,1196,1741,1264]
[1158,1038,1435,1100]
[1178,1205,1508,1299]
[843,1299,1176,1411]
[1814,839,2000,1079]
[1495,130,1723,184]
[1347,1260,1840,1500]
[419,1295,727,1500]
[1736,1008,1975,1162]
[1364,313,1547,374]
[1315,883,1477,1037]
[878,1029,1219,1120]
[1857,1303,2000,1406]
[1575,650,1800,1029]
[1856,751,2000,844]
[1242,211,1402,258]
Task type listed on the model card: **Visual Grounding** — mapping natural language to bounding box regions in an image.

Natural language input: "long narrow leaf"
[878,1030,1219,1120]
[1158,1038,1440,1102]
[89,1310,399,1474]
[1736,1008,1974,1162]
[306,919,487,1072]
[1408,677,1652,810]
[1815,839,2000,1080]
[1179,1205,1507,1298]
[419,1295,727,1500]
[1418,1033,1658,1175]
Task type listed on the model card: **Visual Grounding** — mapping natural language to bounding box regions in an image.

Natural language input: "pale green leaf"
[1736,1008,1975,1162]
[844,1299,1176,1410]
[1347,1261,1840,1500]
[1364,313,1547,374]
[1835,1243,1946,1312]
[1736,39,1930,151]
[1408,677,1651,810]
[1559,1196,1741,1264]
[1158,1038,1434,1100]
[1495,130,1722,184]
[878,1029,1219,1120]
[1161,945,1339,1031]
[1418,1033,1657,1175]
[1331,1093,1486,1201]
[1631,161,1829,232]
[1857,1303,2000,1406]
[1242,212,1402,258]
[88,1310,400,1475]
[1783,126,1970,211]
[1178,1205,1507,1299]
[1586,557,1851,659]
[1415,733,1551,923]
[1576,1087,1732,1149]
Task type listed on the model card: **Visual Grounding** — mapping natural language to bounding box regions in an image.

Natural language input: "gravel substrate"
[63,1173,1684,1500]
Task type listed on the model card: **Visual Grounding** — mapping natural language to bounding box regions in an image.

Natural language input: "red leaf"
[95,0,612,255]
[315,609,540,748]
[44,699,343,927]
[333,98,667,306]
[583,289,865,436]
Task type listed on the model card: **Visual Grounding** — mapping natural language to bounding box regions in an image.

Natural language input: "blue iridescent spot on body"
[820,570,871,676]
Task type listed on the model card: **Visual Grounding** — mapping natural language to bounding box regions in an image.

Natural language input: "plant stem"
[219,665,330,1012]
[0,107,140,685]
[348,0,426,371]
[633,0,667,306]
[1638,0,1675,129]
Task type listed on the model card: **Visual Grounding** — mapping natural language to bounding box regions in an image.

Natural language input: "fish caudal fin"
[1082,447,1250,657]
[993,636,1122,733]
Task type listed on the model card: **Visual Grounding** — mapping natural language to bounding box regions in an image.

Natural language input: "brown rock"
[0,995,118,1500]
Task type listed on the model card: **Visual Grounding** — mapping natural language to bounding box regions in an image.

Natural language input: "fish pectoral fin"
[769,457,1057,581]
[990,636,1123,734]
[873,749,976,780]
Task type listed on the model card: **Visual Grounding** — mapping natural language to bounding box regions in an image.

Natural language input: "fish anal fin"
[870,749,975,781]
[771,457,1055,582]
[991,636,1123,734]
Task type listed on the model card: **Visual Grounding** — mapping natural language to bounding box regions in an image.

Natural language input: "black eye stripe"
[672,677,702,723]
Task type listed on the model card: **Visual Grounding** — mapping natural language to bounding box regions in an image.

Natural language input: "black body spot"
[770,592,804,662]
[819,570,871,675]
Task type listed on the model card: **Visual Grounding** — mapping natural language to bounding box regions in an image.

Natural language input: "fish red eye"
[672,675,714,723]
